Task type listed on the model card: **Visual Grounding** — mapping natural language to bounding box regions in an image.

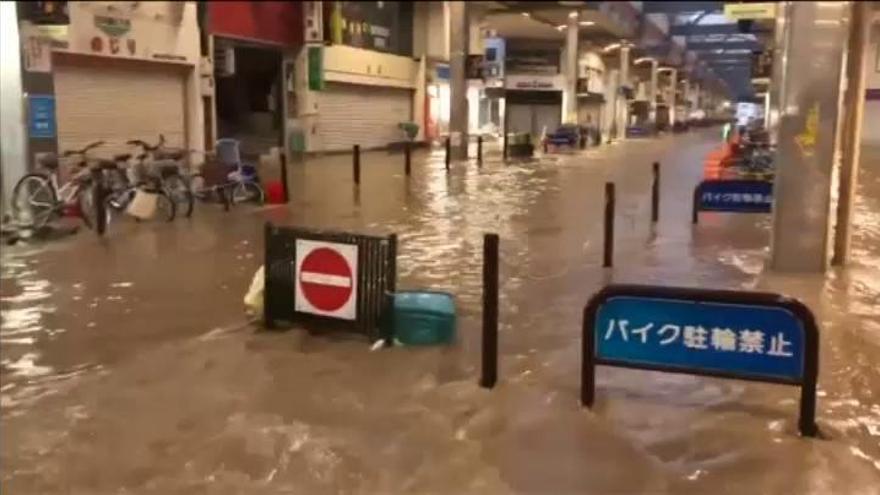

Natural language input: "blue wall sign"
[28,95,57,139]
[581,284,819,437]
[693,179,773,222]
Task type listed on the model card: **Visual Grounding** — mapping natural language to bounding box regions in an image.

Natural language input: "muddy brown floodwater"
[2,130,879,494]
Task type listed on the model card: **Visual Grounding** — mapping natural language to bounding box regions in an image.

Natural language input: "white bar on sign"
[300,271,351,287]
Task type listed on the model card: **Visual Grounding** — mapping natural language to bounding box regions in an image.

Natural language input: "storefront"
[17,2,203,162]
[207,1,303,159]
[293,1,419,152]
[504,74,564,141]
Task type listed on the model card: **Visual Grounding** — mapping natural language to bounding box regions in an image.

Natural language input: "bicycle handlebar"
[62,140,105,157]
[126,134,166,152]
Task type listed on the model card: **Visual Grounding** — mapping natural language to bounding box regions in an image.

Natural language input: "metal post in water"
[404,141,411,176]
[280,152,290,203]
[92,169,106,235]
[383,233,398,347]
[263,222,275,329]
[502,131,508,161]
[353,144,361,185]
[651,161,660,223]
[445,137,451,171]
[480,233,499,389]
[603,182,615,268]
[692,187,700,225]
[477,135,483,167]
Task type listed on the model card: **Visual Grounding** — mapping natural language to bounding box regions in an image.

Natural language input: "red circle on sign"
[299,247,353,312]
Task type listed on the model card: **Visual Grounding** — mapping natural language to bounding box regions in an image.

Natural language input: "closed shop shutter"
[507,103,561,138]
[53,55,187,158]
[316,82,413,151]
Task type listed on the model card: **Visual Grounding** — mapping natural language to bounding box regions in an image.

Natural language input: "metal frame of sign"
[692,179,773,224]
[581,284,819,437]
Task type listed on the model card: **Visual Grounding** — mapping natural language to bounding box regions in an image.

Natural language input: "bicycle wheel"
[163,174,194,218]
[231,181,264,205]
[11,174,57,228]
[155,190,176,222]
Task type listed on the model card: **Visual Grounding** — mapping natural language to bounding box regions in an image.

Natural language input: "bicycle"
[101,150,176,224]
[126,135,194,218]
[190,138,264,206]
[10,141,105,230]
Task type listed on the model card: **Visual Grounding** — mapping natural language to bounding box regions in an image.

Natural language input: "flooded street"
[2,129,879,494]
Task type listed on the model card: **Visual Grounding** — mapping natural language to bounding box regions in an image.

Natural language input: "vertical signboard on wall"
[308,45,324,91]
[28,94,56,138]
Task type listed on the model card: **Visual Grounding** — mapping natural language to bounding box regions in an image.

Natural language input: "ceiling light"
[556,25,566,30]
[521,12,530,17]
[579,20,595,26]
[569,11,579,19]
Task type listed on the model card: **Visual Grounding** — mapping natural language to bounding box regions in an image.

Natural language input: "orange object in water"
[265,180,285,204]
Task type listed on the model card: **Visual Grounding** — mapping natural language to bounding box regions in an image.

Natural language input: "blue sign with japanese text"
[696,179,773,213]
[28,95,56,139]
[596,296,805,382]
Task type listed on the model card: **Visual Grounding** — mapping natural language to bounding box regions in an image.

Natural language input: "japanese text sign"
[581,284,819,437]
[693,179,773,222]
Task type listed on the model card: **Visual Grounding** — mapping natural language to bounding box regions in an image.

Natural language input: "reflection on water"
[1,136,879,493]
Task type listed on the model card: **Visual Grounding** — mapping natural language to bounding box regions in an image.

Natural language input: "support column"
[649,59,659,124]
[667,69,677,127]
[617,45,631,139]
[832,1,871,266]
[449,1,469,160]
[769,1,850,272]
[682,78,690,123]
[767,1,790,146]
[564,12,579,124]
[0,2,27,206]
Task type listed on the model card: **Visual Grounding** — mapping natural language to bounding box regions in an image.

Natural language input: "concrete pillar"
[0,2,27,207]
[448,1,469,159]
[564,13,579,124]
[682,78,690,122]
[832,1,871,266]
[617,46,631,138]
[769,1,850,272]
[767,1,790,146]
[649,59,659,124]
[606,68,620,140]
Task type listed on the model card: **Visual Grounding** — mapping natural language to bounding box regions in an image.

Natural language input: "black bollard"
[603,182,615,268]
[91,169,107,235]
[383,233,398,347]
[353,144,361,185]
[480,233,499,389]
[404,141,411,176]
[692,186,700,224]
[651,161,660,223]
[280,152,290,203]
[502,132,508,161]
[445,137,451,171]
[263,222,275,329]
[477,135,483,167]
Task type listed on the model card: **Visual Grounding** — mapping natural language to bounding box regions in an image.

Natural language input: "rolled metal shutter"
[316,82,413,151]
[53,55,187,158]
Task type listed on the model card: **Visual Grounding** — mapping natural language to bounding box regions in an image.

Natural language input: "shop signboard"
[505,74,564,91]
[581,284,819,437]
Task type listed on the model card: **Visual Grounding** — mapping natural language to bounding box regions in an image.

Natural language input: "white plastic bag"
[244,266,264,316]
[126,190,158,219]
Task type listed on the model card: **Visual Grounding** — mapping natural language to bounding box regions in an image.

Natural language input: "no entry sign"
[294,239,358,320]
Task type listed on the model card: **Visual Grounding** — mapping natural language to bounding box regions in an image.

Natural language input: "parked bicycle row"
[8,136,266,237]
